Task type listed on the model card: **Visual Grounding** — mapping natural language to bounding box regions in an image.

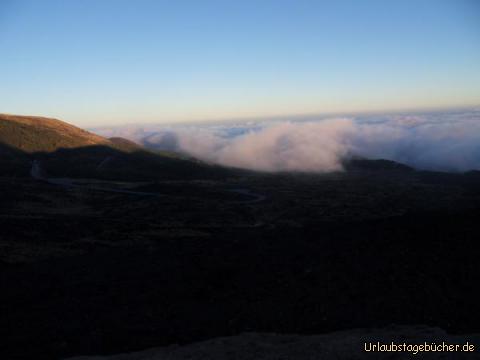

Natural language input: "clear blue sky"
[1,0,479,126]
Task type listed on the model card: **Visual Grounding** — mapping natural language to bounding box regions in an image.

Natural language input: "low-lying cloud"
[94,110,480,172]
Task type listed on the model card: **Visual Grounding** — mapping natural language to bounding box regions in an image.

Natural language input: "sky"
[1,0,479,126]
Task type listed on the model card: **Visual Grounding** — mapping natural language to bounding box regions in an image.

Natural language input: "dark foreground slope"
[1,166,480,359]
[66,328,480,360]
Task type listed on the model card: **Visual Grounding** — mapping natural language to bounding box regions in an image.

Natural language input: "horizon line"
[87,103,480,129]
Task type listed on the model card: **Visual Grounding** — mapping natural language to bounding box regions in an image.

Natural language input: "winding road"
[30,160,266,204]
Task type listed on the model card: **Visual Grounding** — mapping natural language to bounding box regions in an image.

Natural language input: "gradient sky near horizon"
[1,0,479,126]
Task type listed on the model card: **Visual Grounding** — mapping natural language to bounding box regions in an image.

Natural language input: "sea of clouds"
[94,109,480,173]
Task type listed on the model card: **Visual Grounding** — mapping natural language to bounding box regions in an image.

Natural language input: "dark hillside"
[0,143,30,176]
[39,146,230,180]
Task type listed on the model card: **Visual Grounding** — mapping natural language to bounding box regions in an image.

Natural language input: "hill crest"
[0,113,113,153]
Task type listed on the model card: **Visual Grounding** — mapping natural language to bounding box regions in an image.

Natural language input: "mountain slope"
[0,113,113,153]
[108,136,143,152]
[0,114,230,180]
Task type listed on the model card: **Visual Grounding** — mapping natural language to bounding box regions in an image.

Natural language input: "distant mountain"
[0,114,230,180]
[344,158,414,172]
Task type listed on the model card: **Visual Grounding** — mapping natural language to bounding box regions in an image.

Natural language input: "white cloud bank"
[94,110,480,172]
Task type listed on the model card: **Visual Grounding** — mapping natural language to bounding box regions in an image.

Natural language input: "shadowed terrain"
[1,115,480,359]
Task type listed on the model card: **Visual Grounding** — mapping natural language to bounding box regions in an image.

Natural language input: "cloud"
[93,110,480,172]
[350,114,480,171]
